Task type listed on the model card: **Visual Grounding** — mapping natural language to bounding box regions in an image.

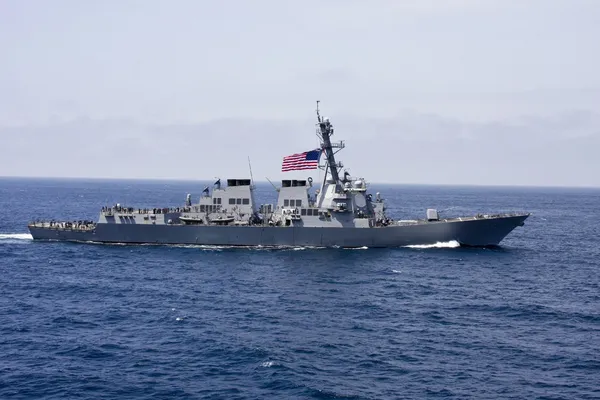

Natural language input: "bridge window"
[284,200,289,207]
[295,200,302,207]
[242,198,250,205]
[301,209,306,216]
[236,198,242,205]
[229,198,236,205]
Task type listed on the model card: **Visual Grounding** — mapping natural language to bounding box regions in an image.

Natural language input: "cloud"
[1,111,598,187]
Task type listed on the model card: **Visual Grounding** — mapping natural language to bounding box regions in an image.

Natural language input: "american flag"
[281,149,322,172]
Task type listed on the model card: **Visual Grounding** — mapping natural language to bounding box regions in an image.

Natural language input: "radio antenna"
[316,100,322,123]
[265,177,280,192]
[248,156,255,187]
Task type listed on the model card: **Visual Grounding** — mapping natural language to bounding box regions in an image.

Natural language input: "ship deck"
[395,212,529,226]
[28,212,529,233]
[28,221,96,232]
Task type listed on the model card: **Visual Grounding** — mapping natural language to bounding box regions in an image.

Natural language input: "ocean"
[1,177,598,399]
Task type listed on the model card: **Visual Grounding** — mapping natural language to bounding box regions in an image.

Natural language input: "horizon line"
[1,175,599,190]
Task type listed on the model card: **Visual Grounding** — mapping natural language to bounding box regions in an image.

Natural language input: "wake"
[403,240,460,249]
[0,233,33,241]
[0,234,461,250]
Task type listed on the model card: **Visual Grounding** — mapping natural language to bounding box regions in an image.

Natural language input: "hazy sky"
[1,0,599,186]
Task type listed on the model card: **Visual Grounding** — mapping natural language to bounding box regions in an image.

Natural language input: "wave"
[403,240,460,249]
[79,242,328,252]
[0,233,33,241]
[0,234,459,250]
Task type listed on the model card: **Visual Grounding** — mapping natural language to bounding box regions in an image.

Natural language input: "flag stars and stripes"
[281,149,322,172]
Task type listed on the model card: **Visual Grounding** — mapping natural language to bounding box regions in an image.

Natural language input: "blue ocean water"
[0,177,599,399]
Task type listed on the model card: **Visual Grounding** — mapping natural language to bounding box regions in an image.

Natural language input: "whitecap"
[404,240,460,249]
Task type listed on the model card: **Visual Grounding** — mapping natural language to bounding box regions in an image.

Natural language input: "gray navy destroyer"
[28,102,530,247]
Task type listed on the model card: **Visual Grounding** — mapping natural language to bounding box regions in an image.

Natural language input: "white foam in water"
[404,240,460,249]
[0,234,459,250]
[0,233,33,241]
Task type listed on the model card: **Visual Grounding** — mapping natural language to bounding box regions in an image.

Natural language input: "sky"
[1,0,599,186]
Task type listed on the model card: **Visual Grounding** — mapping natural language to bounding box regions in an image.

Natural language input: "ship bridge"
[276,179,313,210]
[197,178,257,216]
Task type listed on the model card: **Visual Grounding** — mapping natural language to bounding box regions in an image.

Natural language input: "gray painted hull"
[28,214,529,247]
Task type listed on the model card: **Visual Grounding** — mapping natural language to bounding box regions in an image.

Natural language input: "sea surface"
[0,177,599,399]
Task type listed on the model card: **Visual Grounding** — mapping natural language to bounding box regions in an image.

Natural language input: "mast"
[315,101,343,191]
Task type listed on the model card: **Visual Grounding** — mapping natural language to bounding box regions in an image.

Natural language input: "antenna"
[265,177,280,192]
[247,156,255,187]
[316,100,322,123]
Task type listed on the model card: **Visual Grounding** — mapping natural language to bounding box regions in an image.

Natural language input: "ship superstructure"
[28,102,530,247]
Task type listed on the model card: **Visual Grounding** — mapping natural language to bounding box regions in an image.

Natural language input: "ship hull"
[28,214,529,248]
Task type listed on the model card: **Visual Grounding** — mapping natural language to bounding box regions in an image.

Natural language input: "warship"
[28,102,529,248]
